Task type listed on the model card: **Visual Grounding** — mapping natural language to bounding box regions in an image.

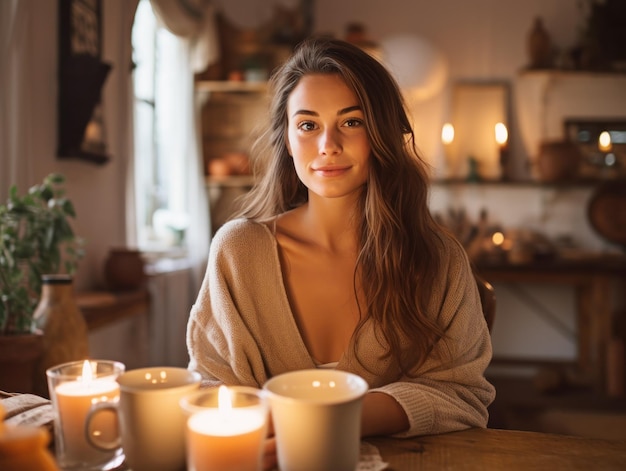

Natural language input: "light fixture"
[380,34,448,101]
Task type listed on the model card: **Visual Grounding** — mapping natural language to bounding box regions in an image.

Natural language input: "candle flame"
[492,232,504,246]
[441,123,454,145]
[81,360,94,382]
[218,385,232,413]
[598,131,612,152]
[495,123,508,146]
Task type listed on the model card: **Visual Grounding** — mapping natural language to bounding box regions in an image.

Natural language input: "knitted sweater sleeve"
[370,238,496,437]
[186,219,274,388]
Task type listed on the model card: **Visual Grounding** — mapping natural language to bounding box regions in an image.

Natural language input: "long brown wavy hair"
[236,37,448,376]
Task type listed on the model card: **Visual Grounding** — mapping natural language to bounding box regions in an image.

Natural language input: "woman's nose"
[319,127,342,155]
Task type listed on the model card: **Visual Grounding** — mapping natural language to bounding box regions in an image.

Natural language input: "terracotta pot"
[104,248,146,291]
[0,332,45,394]
[536,140,583,182]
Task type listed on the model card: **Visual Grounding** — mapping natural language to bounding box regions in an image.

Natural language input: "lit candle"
[441,123,455,178]
[495,122,509,180]
[495,122,508,148]
[186,386,267,471]
[598,131,612,152]
[55,360,120,462]
[441,122,455,146]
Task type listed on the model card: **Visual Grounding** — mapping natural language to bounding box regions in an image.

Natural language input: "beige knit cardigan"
[187,218,496,437]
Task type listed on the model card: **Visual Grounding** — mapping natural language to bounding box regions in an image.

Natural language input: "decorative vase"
[31,274,89,398]
[104,248,146,291]
[0,332,45,394]
[527,17,552,69]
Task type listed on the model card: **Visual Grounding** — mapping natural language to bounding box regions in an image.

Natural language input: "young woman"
[187,36,495,467]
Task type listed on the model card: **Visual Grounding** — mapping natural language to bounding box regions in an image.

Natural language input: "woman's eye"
[297,121,317,131]
[344,118,364,128]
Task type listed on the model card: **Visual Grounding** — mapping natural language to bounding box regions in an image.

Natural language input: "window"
[132,0,190,254]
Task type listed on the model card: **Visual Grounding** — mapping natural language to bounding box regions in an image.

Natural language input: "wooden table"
[369,427,626,470]
[475,255,626,394]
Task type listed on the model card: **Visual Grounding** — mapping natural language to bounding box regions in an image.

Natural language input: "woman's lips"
[313,166,351,177]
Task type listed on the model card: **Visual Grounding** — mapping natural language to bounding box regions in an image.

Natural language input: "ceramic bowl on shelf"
[536,140,583,182]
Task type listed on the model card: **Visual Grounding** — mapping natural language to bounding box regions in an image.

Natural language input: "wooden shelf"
[76,289,150,331]
[431,178,604,188]
[518,68,626,78]
[195,80,267,94]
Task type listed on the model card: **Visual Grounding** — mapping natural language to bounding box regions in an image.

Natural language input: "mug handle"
[84,402,122,451]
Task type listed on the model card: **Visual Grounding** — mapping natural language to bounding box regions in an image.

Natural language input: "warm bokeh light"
[598,131,612,152]
[491,231,504,246]
[495,122,508,146]
[441,123,454,145]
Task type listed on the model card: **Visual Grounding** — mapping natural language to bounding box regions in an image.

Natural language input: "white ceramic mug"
[86,367,201,471]
[263,369,368,471]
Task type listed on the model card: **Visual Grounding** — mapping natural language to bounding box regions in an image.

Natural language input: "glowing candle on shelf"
[441,122,455,145]
[54,360,120,463]
[186,386,267,471]
[598,131,612,152]
[441,123,455,178]
[495,123,508,148]
[495,122,509,180]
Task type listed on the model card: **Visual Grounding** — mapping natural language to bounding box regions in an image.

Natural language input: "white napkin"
[358,441,389,471]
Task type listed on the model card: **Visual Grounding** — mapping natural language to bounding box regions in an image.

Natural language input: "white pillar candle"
[185,386,267,471]
[54,361,119,462]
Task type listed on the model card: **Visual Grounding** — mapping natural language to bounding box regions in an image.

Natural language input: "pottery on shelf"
[536,140,582,182]
[104,248,146,291]
[527,17,552,69]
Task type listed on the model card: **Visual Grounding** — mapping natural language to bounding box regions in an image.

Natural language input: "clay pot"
[104,248,146,291]
[0,332,45,394]
[536,140,583,182]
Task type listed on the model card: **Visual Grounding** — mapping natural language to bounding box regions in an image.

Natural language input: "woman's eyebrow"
[291,109,317,118]
[338,105,361,115]
[291,105,362,118]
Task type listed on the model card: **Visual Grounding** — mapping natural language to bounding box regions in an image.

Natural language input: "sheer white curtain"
[140,0,219,287]
[0,0,36,198]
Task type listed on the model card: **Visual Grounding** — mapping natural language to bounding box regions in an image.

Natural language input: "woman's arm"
[365,241,495,438]
[361,391,410,436]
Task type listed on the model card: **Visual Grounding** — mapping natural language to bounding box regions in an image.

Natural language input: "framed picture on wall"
[57,0,111,164]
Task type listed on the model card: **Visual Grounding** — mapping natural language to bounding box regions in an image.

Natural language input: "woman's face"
[286,73,371,200]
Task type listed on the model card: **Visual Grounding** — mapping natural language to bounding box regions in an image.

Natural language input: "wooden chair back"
[474,273,496,333]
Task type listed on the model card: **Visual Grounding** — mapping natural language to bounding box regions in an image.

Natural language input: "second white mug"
[263,369,368,471]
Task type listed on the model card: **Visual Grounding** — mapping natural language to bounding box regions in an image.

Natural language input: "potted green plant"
[0,173,84,392]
